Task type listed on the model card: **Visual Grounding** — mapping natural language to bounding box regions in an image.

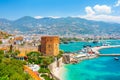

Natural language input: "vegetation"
[84,38,93,42]
[26,50,64,80]
[56,50,64,59]
[0,50,32,80]
[4,49,20,58]
[27,51,54,65]
[41,74,54,80]
[0,40,2,44]
[0,50,4,62]
[60,37,82,43]
[38,68,50,73]
[27,51,42,64]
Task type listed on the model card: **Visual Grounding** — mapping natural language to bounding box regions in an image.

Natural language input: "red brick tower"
[40,36,59,56]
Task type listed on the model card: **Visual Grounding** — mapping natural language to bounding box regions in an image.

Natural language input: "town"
[0,30,114,80]
[0,32,64,80]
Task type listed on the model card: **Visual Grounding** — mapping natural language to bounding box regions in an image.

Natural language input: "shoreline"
[49,45,120,80]
[48,58,65,80]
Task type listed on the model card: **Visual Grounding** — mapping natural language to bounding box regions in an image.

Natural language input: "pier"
[98,54,120,56]
[91,45,120,57]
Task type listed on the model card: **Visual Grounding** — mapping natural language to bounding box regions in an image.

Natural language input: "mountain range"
[0,16,120,36]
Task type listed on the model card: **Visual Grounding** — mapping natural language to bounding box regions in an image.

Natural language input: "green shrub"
[41,74,54,80]
[38,68,50,73]
[0,41,2,44]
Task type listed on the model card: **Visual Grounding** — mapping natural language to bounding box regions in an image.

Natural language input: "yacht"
[114,57,119,60]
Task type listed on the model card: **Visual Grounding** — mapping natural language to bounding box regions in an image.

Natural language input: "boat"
[114,57,119,60]
[93,40,99,44]
[103,43,110,46]
[83,45,91,48]
[63,41,69,44]
[69,41,74,43]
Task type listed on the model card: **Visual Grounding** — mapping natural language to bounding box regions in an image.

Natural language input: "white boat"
[114,57,119,60]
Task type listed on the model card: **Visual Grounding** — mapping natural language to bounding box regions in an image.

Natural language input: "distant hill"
[0,16,120,36]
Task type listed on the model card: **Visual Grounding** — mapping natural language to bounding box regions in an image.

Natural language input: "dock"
[98,54,120,56]
[91,45,120,57]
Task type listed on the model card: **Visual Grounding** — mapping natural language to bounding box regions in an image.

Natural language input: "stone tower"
[40,36,59,56]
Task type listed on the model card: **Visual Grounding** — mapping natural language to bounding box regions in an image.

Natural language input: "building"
[14,36,23,45]
[40,36,59,56]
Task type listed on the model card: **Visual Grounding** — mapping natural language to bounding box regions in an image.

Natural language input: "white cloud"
[93,5,111,14]
[80,15,120,23]
[84,5,111,15]
[34,16,60,19]
[85,6,95,16]
[115,0,120,7]
[80,4,120,23]
[34,16,43,19]
[48,16,60,18]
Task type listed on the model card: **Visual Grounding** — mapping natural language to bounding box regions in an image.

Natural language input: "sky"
[0,0,120,23]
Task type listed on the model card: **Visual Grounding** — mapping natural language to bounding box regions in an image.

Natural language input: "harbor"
[50,43,120,80]
[63,45,120,64]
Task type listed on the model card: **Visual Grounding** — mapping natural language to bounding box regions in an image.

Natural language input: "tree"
[4,50,20,58]
[56,50,64,59]
[0,58,31,80]
[0,41,2,44]
[0,50,4,62]
[27,51,42,64]
[41,74,54,80]
[9,44,13,52]
[0,75,9,80]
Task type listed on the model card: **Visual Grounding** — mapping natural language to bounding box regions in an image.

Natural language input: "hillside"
[0,16,120,36]
[0,30,11,39]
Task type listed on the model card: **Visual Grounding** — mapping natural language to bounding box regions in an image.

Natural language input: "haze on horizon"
[0,0,120,23]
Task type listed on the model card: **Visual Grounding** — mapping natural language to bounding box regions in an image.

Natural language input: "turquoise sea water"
[63,57,120,80]
[60,41,102,52]
[60,40,120,80]
[60,40,120,53]
[99,47,120,54]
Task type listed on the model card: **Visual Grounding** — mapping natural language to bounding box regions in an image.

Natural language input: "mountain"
[0,16,120,36]
[0,18,12,31]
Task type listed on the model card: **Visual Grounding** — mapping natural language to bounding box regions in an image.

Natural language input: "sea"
[59,40,120,80]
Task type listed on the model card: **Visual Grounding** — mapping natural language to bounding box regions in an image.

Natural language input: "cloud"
[93,5,111,14]
[48,16,60,18]
[34,16,43,19]
[80,14,120,23]
[84,5,111,15]
[85,6,95,16]
[79,4,120,23]
[115,0,120,7]
[34,16,60,19]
